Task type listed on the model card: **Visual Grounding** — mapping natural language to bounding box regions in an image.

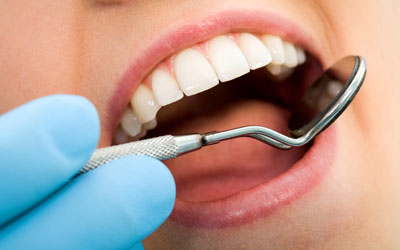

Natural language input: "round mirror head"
[289,56,366,138]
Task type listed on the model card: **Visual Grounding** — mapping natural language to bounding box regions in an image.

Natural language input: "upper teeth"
[174,48,219,96]
[238,33,272,70]
[113,32,307,144]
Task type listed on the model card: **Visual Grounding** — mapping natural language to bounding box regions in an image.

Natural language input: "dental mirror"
[288,55,366,138]
[81,56,366,173]
[201,55,366,149]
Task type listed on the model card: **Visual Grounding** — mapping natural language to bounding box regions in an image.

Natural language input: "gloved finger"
[0,155,176,250]
[0,95,100,226]
[129,242,144,250]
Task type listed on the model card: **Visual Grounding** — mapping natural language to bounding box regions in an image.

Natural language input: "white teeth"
[315,81,342,111]
[120,107,142,137]
[174,48,219,96]
[143,119,157,130]
[266,64,294,81]
[130,129,147,142]
[113,126,130,145]
[208,36,250,82]
[115,32,308,144]
[266,64,284,76]
[261,35,285,65]
[296,46,306,64]
[317,95,332,112]
[151,68,184,106]
[131,85,161,123]
[238,33,272,70]
[282,42,298,67]
[327,80,342,97]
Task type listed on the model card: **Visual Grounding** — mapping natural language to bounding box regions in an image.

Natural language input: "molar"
[317,95,331,112]
[266,64,294,81]
[174,48,219,96]
[151,68,184,106]
[238,33,272,70]
[131,84,161,123]
[266,64,283,76]
[327,80,342,98]
[208,35,250,82]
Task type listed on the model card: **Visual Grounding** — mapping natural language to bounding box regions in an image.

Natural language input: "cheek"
[0,0,82,114]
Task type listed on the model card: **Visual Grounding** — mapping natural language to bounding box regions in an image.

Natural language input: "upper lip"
[104,8,326,142]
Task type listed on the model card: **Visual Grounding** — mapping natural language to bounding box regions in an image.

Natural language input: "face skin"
[1,0,400,249]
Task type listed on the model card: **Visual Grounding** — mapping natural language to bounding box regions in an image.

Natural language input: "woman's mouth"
[114,32,307,143]
[107,10,334,229]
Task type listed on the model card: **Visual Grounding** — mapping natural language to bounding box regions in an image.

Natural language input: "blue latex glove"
[0,95,175,250]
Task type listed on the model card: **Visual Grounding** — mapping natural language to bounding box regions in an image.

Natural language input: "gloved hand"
[0,95,175,250]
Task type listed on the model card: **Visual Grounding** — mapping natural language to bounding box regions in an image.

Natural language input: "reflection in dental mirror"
[289,56,363,138]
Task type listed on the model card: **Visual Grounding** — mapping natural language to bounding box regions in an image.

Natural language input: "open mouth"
[108,12,335,229]
[113,33,311,143]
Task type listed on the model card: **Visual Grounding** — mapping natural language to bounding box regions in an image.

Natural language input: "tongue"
[162,100,308,202]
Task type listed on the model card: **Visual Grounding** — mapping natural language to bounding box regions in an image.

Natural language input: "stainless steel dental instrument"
[80,56,366,173]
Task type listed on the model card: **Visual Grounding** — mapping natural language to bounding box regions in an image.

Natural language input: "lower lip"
[169,125,336,229]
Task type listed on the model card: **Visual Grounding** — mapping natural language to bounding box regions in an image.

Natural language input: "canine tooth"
[237,33,272,70]
[261,35,285,65]
[113,126,130,145]
[151,68,183,106]
[282,42,298,67]
[208,35,250,82]
[131,85,161,123]
[174,48,219,96]
[296,46,306,64]
[120,107,142,137]
[143,119,157,130]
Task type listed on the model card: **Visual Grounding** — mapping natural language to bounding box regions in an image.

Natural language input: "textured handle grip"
[80,135,178,173]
